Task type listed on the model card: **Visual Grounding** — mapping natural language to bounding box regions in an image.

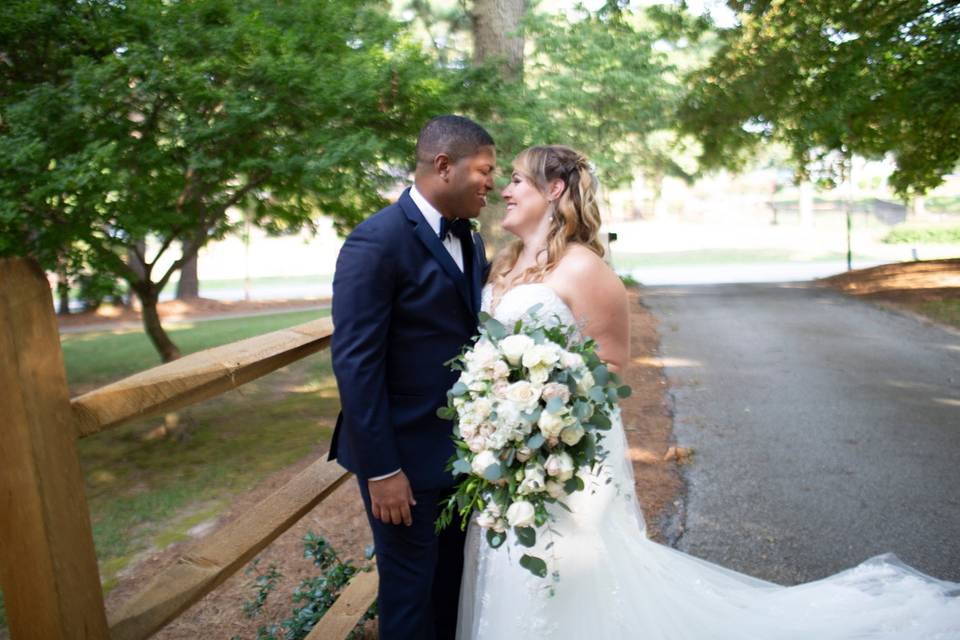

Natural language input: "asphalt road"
[643,282,960,585]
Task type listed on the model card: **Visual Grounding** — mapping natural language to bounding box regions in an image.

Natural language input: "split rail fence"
[0,257,378,640]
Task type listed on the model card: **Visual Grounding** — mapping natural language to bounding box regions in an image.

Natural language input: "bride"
[456,145,960,639]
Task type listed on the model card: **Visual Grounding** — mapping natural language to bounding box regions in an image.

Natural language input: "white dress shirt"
[410,184,465,272]
[368,185,466,482]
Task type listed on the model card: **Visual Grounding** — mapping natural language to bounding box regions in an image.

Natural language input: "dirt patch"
[819,259,960,330]
[819,258,960,303]
[57,296,331,330]
[91,292,681,638]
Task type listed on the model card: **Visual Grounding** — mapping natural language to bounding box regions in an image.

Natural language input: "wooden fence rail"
[0,257,377,640]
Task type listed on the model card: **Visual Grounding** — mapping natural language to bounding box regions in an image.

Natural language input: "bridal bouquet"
[435,304,631,579]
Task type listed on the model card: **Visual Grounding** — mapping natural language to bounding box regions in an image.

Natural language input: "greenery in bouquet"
[435,304,632,579]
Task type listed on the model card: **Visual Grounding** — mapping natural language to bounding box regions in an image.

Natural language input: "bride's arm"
[548,245,630,373]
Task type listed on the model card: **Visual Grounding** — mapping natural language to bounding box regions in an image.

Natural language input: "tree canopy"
[680,0,960,195]
[0,0,459,359]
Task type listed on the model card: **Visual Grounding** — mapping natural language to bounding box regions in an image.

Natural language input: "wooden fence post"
[0,257,109,639]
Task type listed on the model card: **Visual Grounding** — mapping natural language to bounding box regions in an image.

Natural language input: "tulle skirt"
[457,413,960,639]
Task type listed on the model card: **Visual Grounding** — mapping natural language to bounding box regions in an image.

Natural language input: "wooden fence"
[0,257,378,640]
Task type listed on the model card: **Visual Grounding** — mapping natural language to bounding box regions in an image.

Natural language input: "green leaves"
[514,526,537,548]
[679,0,960,196]
[487,529,506,549]
[519,554,548,578]
[483,316,507,341]
[482,463,502,482]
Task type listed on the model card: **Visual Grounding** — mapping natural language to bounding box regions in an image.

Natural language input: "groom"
[329,115,495,639]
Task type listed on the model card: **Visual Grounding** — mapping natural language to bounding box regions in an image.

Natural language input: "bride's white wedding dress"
[457,283,960,639]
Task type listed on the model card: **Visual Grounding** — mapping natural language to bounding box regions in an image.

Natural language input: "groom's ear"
[433,153,452,181]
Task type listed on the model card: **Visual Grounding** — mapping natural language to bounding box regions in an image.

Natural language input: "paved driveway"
[643,282,960,584]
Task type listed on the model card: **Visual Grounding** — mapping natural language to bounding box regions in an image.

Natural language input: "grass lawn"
[611,249,883,269]
[0,309,340,632]
[914,300,960,329]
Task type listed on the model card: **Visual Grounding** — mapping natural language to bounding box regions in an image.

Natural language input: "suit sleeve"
[330,222,401,480]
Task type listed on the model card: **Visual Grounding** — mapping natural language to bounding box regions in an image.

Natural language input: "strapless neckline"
[481,283,578,332]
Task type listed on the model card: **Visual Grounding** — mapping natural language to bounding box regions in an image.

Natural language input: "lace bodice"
[481,283,578,331]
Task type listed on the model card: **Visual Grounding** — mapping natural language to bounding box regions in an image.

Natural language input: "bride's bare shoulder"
[550,244,623,290]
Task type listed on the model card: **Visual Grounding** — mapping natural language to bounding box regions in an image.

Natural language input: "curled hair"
[492,145,604,289]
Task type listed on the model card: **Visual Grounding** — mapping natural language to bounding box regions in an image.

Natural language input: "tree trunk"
[56,267,71,315]
[137,287,182,362]
[472,0,526,257]
[472,0,526,79]
[176,239,200,299]
[127,241,147,309]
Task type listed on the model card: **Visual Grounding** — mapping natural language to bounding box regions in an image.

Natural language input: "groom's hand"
[368,471,417,526]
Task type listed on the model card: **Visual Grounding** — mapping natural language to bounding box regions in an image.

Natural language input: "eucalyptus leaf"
[545,396,565,415]
[519,554,548,578]
[484,317,507,340]
[588,386,607,403]
[591,413,612,430]
[482,463,502,482]
[453,458,472,475]
[487,529,506,549]
[527,433,545,450]
[450,381,468,397]
[617,385,633,398]
[563,475,585,493]
[592,365,609,386]
[515,525,537,548]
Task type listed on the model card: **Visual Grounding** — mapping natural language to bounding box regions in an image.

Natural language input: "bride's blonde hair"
[491,145,604,288]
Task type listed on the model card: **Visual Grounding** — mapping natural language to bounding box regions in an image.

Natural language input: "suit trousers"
[358,479,467,640]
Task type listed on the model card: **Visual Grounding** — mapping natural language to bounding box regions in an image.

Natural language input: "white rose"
[528,364,550,385]
[466,339,500,370]
[492,359,510,381]
[506,500,536,528]
[467,436,486,453]
[469,398,493,422]
[537,410,566,439]
[545,452,576,481]
[545,480,566,500]
[541,382,571,404]
[499,334,534,366]
[515,446,533,462]
[518,464,546,495]
[576,370,596,395]
[560,422,585,446]
[505,380,541,411]
[522,343,560,369]
[561,351,585,370]
[476,507,498,529]
[458,421,478,439]
[471,450,498,476]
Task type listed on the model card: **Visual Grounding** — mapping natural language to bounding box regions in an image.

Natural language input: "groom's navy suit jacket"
[329,188,487,490]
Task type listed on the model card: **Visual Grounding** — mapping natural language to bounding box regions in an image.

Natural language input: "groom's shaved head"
[416,115,495,166]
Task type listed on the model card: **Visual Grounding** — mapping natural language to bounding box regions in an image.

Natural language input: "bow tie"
[439,217,472,240]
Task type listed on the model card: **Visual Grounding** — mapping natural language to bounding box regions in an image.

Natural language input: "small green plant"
[243,560,283,618]
[247,533,376,640]
[619,272,640,288]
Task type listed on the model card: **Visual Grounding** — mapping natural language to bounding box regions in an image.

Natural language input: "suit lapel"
[399,189,474,315]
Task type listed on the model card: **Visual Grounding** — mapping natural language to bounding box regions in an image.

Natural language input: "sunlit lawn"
[59,310,338,599]
[914,299,960,329]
